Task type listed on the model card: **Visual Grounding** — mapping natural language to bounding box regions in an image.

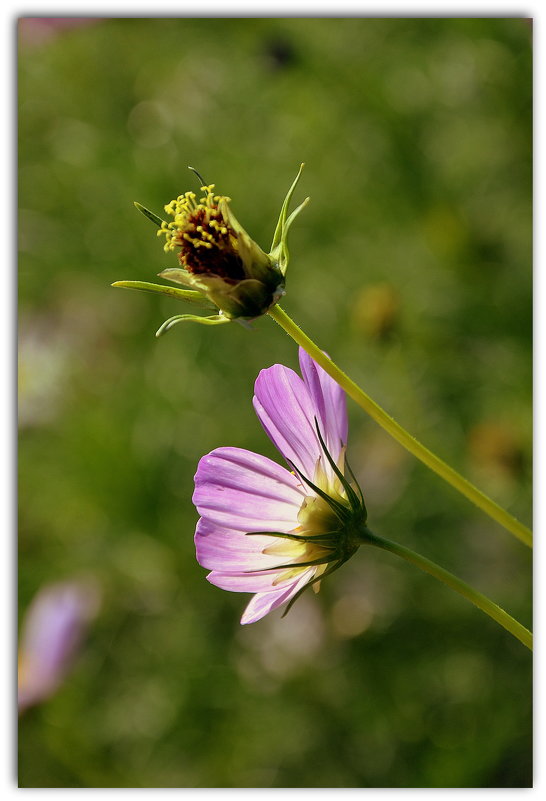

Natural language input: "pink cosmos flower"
[193,348,367,624]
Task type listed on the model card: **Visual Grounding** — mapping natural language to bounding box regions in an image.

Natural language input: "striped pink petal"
[193,447,304,533]
[240,570,314,624]
[253,364,322,480]
[298,348,348,464]
[207,568,295,593]
[195,518,290,573]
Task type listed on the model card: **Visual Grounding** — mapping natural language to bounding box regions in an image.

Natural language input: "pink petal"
[298,348,348,463]
[207,569,291,593]
[195,518,289,573]
[193,447,304,532]
[240,570,314,624]
[253,365,322,480]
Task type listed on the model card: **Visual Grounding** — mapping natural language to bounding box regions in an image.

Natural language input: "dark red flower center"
[175,206,246,282]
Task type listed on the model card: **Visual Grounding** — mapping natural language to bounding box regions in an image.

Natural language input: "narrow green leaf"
[277,196,310,275]
[134,202,165,227]
[270,163,305,254]
[155,314,230,337]
[283,196,310,237]
[187,165,208,187]
[112,280,209,305]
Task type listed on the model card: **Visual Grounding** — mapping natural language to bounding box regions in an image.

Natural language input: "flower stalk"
[358,526,532,650]
[267,304,532,549]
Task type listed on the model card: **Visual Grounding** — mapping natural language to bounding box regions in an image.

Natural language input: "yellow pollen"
[156,183,235,256]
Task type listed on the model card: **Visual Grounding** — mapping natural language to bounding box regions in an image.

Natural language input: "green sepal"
[285,458,351,523]
[313,419,365,520]
[276,197,310,275]
[343,452,367,520]
[155,313,230,337]
[269,163,309,275]
[244,554,337,575]
[270,163,305,254]
[158,267,194,287]
[111,280,212,306]
[134,202,165,227]
[222,278,280,318]
[246,530,341,543]
[188,276,281,320]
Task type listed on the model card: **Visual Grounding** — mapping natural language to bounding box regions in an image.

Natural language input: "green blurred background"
[18,17,532,788]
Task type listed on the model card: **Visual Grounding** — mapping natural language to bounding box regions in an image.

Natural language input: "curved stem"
[267,304,532,548]
[359,527,532,650]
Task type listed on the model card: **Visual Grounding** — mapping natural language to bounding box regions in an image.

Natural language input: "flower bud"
[113,165,309,335]
[156,185,285,320]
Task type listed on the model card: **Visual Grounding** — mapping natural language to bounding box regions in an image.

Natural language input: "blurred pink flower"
[18,18,98,47]
[18,580,99,712]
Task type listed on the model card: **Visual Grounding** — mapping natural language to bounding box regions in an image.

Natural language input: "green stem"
[267,305,532,548]
[359,527,532,650]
